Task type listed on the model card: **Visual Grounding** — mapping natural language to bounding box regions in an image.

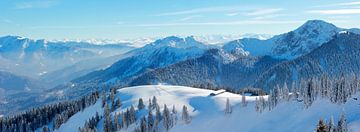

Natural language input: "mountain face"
[0,71,44,114]
[129,21,360,92]
[0,36,134,79]
[73,36,211,85]
[222,20,360,59]
[129,49,282,89]
[253,32,360,91]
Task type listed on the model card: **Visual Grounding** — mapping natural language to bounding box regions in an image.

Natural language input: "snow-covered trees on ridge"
[0,91,99,132]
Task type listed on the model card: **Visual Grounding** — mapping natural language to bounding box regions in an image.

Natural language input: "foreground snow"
[58,85,360,132]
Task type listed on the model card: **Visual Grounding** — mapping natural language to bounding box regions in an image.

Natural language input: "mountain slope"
[0,36,134,78]
[253,31,360,91]
[54,85,360,132]
[73,36,210,85]
[222,20,360,59]
[130,49,282,89]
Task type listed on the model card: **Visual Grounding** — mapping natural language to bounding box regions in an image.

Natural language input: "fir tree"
[338,113,347,132]
[138,98,145,110]
[181,105,191,124]
[225,98,232,114]
[316,118,328,132]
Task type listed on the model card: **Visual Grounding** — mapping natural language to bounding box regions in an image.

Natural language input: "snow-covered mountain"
[254,31,360,90]
[0,71,44,115]
[129,21,360,92]
[192,34,272,45]
[72,36,211,85]
[221,20,360,59]
[0,35,135,79]
[25,85,360,132]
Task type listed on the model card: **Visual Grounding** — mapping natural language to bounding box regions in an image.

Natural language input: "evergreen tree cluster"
[0,91,99,132]
[78,112,101,132]
[255,74,360,112]
[316,113,348,132]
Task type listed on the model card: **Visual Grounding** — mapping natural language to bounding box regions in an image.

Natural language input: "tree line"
[0,91,99,132]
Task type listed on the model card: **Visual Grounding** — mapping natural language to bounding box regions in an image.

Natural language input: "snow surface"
[57,85,360,132]
[57,100,104,131]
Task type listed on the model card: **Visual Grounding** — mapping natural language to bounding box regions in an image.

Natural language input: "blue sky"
[1,0,360,40]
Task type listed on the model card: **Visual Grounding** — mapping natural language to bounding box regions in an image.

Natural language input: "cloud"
[135,20,303,27]
[252,14,290,20]
[308,9,360,15]
[30,20,304,29]
[244,8,284,16]
[312,1,360,8]
[226,13,239,16]
[179,15,202,21]
[154,6,249,16]
[15,0,58,9]
[2,19,12,24]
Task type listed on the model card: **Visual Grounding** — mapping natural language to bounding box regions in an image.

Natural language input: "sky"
[1,0,360,40]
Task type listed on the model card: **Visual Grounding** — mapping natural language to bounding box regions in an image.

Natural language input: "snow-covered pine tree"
[152,96,158,110]
[241,93,247,107]
[328,116,336,132]
[181,105,191,124]
[140,117,147,132]
[103,103,112,132]
[130,106,136,123]
[138,98,145,110]
[147,111,154,131]
[155,105,162,122]
[163,104,172,131]
[225,98,232,114]
[337,113,347,132]
[316,118,328,132]
[148,98,152,110]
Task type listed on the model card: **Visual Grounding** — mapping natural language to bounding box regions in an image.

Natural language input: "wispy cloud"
[226,13,239,16]
[2,19,13,24]
[252,14,290,20]
[179,15,202,21]
[28,20,303,30]
[308,9,360,15]
[154,6,249,16]
[244,8,284,16]
[312,1,360,8]
[15,0,58,9]
[135,20,303,27]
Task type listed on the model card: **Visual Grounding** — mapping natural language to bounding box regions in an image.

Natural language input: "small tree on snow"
[316,118,328,132]
[182,105,191,124]
[241,94,247,107]
[225,98,232,114]
[337,113,347,132]
[328,116,336,132]
[138,98,145,110]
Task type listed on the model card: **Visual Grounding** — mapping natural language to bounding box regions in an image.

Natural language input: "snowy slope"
[53,85,360,132]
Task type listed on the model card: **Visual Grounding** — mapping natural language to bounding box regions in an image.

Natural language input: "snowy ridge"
[57,85,360,132]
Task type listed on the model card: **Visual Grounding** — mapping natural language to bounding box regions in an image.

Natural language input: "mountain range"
[70,20,360,92]
[1,19,360,115]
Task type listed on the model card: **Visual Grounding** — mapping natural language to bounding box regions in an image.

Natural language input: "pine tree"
[225,98,232,114]
[147,111,154,131]
[152,96,158,109]
[181,105,191,124]
[172,105,177,114]
[338,113,347,132]
[328,116,336,132]
[138,98,145,110]
[103,103,112,132]
[163,104,172,131]
[148,98,152,110]
[241,94,247,107]
[316,118,328,132]
[140,117,147,132]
